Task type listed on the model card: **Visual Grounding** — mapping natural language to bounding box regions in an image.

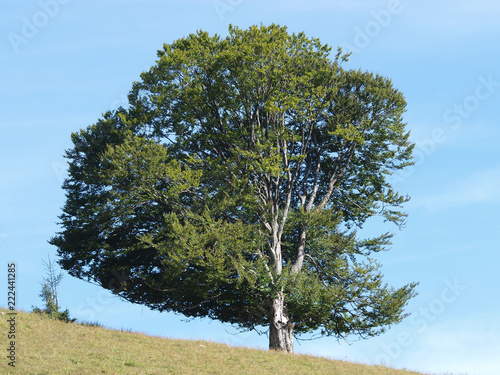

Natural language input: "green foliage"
[51,24,417,345]
[32,255,76,323]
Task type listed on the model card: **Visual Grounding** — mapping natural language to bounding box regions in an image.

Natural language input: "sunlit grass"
[0,307,430,374]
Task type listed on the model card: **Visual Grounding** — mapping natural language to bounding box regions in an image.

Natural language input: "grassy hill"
[0,307,426,375]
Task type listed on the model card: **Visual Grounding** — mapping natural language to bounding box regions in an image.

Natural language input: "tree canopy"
[51,24,417,353]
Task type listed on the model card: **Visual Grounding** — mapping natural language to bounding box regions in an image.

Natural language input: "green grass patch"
[0,307,431,374]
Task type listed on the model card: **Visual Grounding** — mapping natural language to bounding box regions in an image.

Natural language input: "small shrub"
[31,255,76,323]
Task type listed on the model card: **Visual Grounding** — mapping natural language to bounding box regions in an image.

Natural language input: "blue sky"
[1,1,499,374]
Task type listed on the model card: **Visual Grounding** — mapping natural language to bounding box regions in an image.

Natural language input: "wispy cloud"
[411,121,500,153]
[408,319,500,375]
[445,122,500,151]
[275,0,389,11]
[411,167,500,212]
[457,0,500,15]
[402,0,500,35]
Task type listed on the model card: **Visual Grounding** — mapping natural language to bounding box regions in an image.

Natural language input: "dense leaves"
[51,24,417,350]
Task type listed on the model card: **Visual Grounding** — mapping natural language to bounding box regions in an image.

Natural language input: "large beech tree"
[51,24,417,353]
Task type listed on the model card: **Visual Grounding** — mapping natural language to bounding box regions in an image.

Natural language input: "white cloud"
[407,320,500,375]
[445,122,500,151]
[412,167,500,212]
[457,0,500,15]
[402,0,500,35]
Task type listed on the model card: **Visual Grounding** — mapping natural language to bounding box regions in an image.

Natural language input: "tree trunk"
[269,293,294,353]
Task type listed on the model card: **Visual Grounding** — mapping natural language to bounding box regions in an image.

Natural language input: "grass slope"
[0,307,425,375]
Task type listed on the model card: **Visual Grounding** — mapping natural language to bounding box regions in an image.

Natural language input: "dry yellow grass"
[0,307,426,375]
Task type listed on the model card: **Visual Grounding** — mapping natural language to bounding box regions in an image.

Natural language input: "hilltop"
[0,307,426,374]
